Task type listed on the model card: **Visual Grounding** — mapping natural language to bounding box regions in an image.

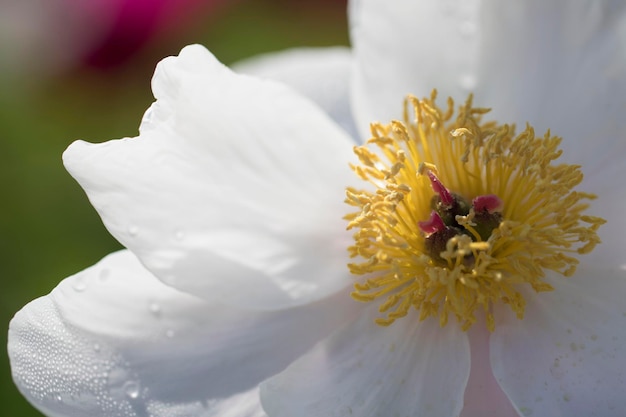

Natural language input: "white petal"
[491,266,626,416]
[232,47,358,139]
[350,0,626,167]
[470,1,626,175]
[63,44,357,309]
[8,250,359,417]
[349,0,482,137]
[260,306,470,417]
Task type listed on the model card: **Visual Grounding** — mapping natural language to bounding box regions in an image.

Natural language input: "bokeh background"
[0,1,348,415]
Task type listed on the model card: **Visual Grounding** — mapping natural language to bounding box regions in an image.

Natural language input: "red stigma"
[426,171,454,206]
[418,211,447,235]
[473,194,504,213]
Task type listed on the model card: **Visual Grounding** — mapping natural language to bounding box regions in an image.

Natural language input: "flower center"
[345,91,605,331]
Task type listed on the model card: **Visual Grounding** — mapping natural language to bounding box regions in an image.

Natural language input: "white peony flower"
[9,1,626,417]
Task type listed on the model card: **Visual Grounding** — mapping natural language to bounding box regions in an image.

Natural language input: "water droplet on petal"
[123,381,140,400]
[128,226,139,237]
[93,343,101,352]
[148,301,161,317]
[99,268,111,282]
[459,74,476,91]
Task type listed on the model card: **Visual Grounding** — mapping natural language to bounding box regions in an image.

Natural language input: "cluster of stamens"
[344,91,605,331]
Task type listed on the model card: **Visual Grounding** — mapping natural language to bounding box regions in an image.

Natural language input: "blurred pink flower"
[82,0,225,69]
[0,0,227,75]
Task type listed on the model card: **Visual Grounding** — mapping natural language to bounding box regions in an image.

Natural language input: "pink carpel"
[473,194,504,214]
[426,171,454,206]
[418,211,447,235]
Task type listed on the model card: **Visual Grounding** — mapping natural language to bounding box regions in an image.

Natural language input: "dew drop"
[123,381,140,400]
[93,343,101,352]
[165,329,175,338]
[99,268,111,282]
[55,395,62,402]
[459,74,477,91]
[128,226,139,237]
[148,301,161,317]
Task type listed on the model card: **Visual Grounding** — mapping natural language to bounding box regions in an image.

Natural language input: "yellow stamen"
[345,90,605,331]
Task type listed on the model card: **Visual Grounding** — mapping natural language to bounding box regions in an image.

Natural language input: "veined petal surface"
[63,45,357,309]
[8,250,359,417]
[232,47,358,138]
[260,306,470,417]
[491,266,626,416]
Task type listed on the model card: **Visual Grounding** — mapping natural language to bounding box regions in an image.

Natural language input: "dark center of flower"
[418,169,503,267]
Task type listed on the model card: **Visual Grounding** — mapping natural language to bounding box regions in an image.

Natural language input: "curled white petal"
[232,47,358,139]
[8,250,359,417]
[63,45,357,309]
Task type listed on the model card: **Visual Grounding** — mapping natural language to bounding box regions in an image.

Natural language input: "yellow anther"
[417,162,439,177]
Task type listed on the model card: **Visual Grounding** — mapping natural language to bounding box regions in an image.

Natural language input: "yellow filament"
[345,91,605,331]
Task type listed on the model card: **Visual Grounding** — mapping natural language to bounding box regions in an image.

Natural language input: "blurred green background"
[0,1,348,415]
